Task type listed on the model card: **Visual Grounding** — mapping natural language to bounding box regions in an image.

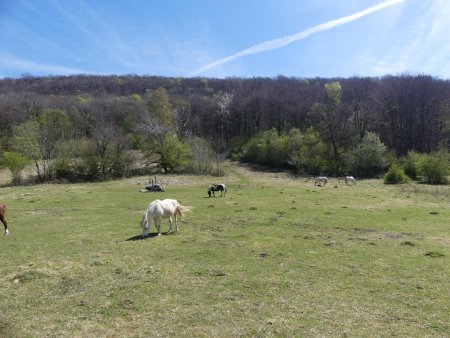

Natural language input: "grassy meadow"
[0,163,449,337]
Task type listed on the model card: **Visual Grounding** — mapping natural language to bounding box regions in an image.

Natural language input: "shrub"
[240,129,289,168]
[287,128,328,175]
[1,151,29,184]
[54,157,74,180]
[384,163,410,184]
[417,151,449,184]
[159,135,191,173]
[401,151,421,180]
[348,132,387,178]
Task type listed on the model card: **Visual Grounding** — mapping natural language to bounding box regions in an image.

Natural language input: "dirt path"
[224,161,303,186]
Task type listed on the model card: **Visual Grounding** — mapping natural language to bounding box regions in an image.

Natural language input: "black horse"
[207,184,227,197]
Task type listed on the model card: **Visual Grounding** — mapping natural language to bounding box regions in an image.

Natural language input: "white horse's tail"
[176,205,193,221]
[175,205,185,220]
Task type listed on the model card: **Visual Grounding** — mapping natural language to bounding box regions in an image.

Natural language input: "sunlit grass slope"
[1,163,449,337]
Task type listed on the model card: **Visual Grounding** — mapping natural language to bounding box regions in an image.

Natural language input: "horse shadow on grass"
[126,232,175,241]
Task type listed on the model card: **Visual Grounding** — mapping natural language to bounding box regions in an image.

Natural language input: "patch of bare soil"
[229,162,299,181]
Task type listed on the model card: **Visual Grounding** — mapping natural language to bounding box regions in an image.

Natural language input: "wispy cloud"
[369,0,450,78]
[51,0,148,72]
[0,54,87,75]
[191,0,406,76]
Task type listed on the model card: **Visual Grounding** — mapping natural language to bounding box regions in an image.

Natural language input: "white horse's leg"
[156,219,161,236]
[168,217,173,233]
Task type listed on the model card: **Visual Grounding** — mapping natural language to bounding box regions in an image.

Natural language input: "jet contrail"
[191,0,405,75]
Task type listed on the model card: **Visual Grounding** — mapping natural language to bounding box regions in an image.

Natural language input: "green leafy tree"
[241,129,289,168]
[12,109,71,181]
[136,88,192,174]
[325,81,342,106]
[348,132,387,177]
[1,151,29,184]
[146,88,175,127]
[73,125,132,180]
[12,119,42,180]
[159,135,191,173]
[323,81,342,159]
[288,128,327,174]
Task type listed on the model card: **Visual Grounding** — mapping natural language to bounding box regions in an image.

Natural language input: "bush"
[348,132,387,178]
[159,135,191,173]
[240,129,289,168]
[287,128,328,175]
[1,151,29,184]
[401,151,421,180]
[54,157,74,180]
[417,151,449,184]
[384,163,410,184]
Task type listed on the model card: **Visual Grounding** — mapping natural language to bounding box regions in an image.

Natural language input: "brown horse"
[0,204,9,235]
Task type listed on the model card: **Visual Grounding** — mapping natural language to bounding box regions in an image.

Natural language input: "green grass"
[1,164,449,337]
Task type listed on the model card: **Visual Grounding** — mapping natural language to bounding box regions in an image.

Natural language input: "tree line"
[0,74,449,184]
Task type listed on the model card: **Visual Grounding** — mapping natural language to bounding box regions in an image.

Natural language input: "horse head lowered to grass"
[314,177,328,187]
[207,184,227,197]
[140,199,186,238]
[345,176,357,186]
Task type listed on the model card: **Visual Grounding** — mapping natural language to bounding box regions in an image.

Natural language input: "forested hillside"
[0,74,449,182]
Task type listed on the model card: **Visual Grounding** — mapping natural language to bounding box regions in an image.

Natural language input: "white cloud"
[0,54,86,75]
[190,0,406,76]
[369,0,450,78]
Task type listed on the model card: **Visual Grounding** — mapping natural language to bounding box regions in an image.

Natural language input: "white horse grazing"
[140,199,185,238]
[345,176,357,186]
[314,176,328,187]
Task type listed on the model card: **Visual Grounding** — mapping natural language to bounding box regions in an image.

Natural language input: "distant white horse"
[140,199,185,238]
[314,176,328,187]
[345,176,357,186]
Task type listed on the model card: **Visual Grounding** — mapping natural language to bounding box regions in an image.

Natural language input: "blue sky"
[1,0,449,79]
